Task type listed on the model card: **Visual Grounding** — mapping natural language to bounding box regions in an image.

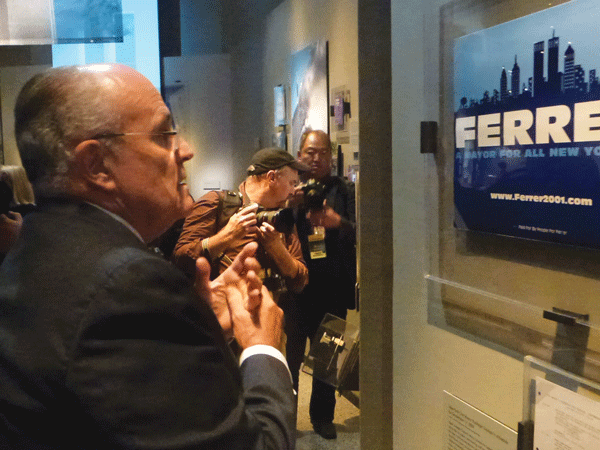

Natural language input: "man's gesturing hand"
[194,242,283,349]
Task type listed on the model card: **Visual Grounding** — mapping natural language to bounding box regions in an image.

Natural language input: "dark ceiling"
[221,0,286,49]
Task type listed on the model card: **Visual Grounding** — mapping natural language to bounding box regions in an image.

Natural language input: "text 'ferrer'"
[456,100,600,148]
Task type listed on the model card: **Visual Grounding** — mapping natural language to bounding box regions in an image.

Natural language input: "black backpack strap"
[215,190,243,232]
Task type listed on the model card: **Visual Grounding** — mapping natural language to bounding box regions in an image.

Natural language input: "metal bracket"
[543,307,589,326]
[420,121,438,154]
[543,307,590,386]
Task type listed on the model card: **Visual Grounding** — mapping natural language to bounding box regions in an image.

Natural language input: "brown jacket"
[173,186,308,294]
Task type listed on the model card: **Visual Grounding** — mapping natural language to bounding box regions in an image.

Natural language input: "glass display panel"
[53,0,124,44]
[52,1,160,91]
[454,1,600,249]
[302,313,360,390]
[429,0,600,382]
[523,356,600,449]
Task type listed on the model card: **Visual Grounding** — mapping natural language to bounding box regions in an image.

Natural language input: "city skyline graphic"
[454,0,600,111]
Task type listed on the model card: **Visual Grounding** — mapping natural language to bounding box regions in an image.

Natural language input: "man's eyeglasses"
[92,129,180,151]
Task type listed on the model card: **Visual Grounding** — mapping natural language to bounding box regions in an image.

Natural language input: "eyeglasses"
[92,128,180,151]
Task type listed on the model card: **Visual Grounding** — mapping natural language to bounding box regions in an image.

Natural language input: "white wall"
[391,0,524,448]
[164,54,234,197]
[1,0,53,44]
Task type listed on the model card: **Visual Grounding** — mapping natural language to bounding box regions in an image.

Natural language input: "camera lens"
[256,208,295,234]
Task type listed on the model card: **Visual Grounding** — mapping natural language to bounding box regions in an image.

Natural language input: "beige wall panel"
[393,0,526,448]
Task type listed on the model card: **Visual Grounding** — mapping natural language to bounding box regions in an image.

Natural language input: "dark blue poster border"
[454,0,600,248]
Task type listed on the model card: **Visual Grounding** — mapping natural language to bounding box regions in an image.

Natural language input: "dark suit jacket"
[0,199,295,449]
[295,176,357,311]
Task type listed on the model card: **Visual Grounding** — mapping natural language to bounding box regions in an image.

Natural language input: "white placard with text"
[534,376,600,450]
[443,391,517,450]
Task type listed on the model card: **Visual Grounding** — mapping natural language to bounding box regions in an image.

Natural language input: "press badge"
[308,226,327,259]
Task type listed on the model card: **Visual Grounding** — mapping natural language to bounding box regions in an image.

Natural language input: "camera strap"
[215,190,243,231]
[203,190,243,278]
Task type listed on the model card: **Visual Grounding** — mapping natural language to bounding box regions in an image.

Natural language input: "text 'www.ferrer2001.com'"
[489,193,593,206]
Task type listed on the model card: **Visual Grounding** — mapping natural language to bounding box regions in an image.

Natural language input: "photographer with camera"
[173,148,309,305]
[282,129,357,440]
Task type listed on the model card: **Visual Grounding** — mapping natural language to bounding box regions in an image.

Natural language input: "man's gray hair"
[14,65,123,197]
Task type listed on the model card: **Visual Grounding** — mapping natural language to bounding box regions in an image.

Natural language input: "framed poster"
[428,0,600,381]
[274,84,287,128]
[53,0,124,44]
[454,0,600,249]
[289,41,329,155]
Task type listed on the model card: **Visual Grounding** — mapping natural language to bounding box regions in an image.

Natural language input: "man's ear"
[72,139,116,191]
[266,170,278,183]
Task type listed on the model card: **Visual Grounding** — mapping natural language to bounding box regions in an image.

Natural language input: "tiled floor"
[295,359,360,449]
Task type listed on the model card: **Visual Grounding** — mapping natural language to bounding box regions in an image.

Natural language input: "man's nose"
[176,137,194,162]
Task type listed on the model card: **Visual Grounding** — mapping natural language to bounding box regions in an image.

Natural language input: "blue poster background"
[454,0,600,248]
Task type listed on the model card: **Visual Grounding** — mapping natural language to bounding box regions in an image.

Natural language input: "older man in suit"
[0,64,295,449]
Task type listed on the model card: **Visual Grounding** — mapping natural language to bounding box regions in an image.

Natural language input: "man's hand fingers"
[240,215,257,229]
[244,269,263,311]
[243,255,262,274]
[261,222,275,232]
[194,257,212,297]
[227,242,258,274]
[240,203,259,215]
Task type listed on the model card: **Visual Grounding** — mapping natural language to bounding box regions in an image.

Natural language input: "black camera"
[256,207,296,234]
[253,180,326,234]
[298,179,326,210]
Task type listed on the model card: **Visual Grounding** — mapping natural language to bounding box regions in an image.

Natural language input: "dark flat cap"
[247,147,310,175]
